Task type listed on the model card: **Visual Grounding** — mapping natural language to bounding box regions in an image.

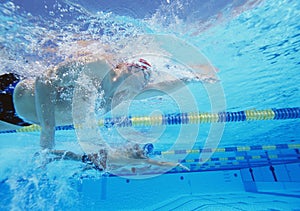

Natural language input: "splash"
[0,145,85,210]
[0,0,146,77]
[145,0,264,36]
[0,0,264,79]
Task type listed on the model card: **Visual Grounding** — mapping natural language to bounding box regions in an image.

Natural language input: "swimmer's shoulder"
[47,58,112,83]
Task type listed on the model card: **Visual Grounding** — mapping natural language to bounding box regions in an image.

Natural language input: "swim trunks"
[0,73,31,126]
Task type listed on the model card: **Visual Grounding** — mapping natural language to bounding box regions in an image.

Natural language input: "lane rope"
[0,107,299,134]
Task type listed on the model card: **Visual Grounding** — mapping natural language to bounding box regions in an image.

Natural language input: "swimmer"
[0,44,216,173]
[0,58,197,173]
[0,35,219,153]
[48,143,190,173]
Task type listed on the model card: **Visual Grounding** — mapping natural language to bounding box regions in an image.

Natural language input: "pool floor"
[76,165,300,210]
[148,191,300,211]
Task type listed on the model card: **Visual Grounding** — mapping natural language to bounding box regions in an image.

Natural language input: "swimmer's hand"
[177,163,190,171]
[146,159,190,171]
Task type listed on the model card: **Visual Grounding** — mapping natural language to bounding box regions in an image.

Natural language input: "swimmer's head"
[143,143,154,157]
[112,58,152,85]
[126,143,154,159]
[126,58,152,82]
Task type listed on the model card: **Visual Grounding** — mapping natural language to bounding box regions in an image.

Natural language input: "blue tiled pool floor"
[148,191,300,211]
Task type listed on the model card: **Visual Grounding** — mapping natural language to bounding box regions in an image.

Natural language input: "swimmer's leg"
[35,77,55,149]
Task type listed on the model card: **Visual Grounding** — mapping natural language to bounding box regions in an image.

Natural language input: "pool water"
[1,0,300,210]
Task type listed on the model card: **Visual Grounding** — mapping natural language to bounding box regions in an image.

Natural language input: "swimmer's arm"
[143,79,186,95]
[50,150,82,161]
[35,77,55,149]
[139,79,190,100]
[145,159,190,171]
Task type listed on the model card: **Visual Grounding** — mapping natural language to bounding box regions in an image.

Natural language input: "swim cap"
[127,58,152,70]
[126,58,152,82]
[143,143,154,156]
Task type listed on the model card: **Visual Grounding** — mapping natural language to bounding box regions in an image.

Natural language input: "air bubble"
[69,6,75,12]
[4,1,16,11]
